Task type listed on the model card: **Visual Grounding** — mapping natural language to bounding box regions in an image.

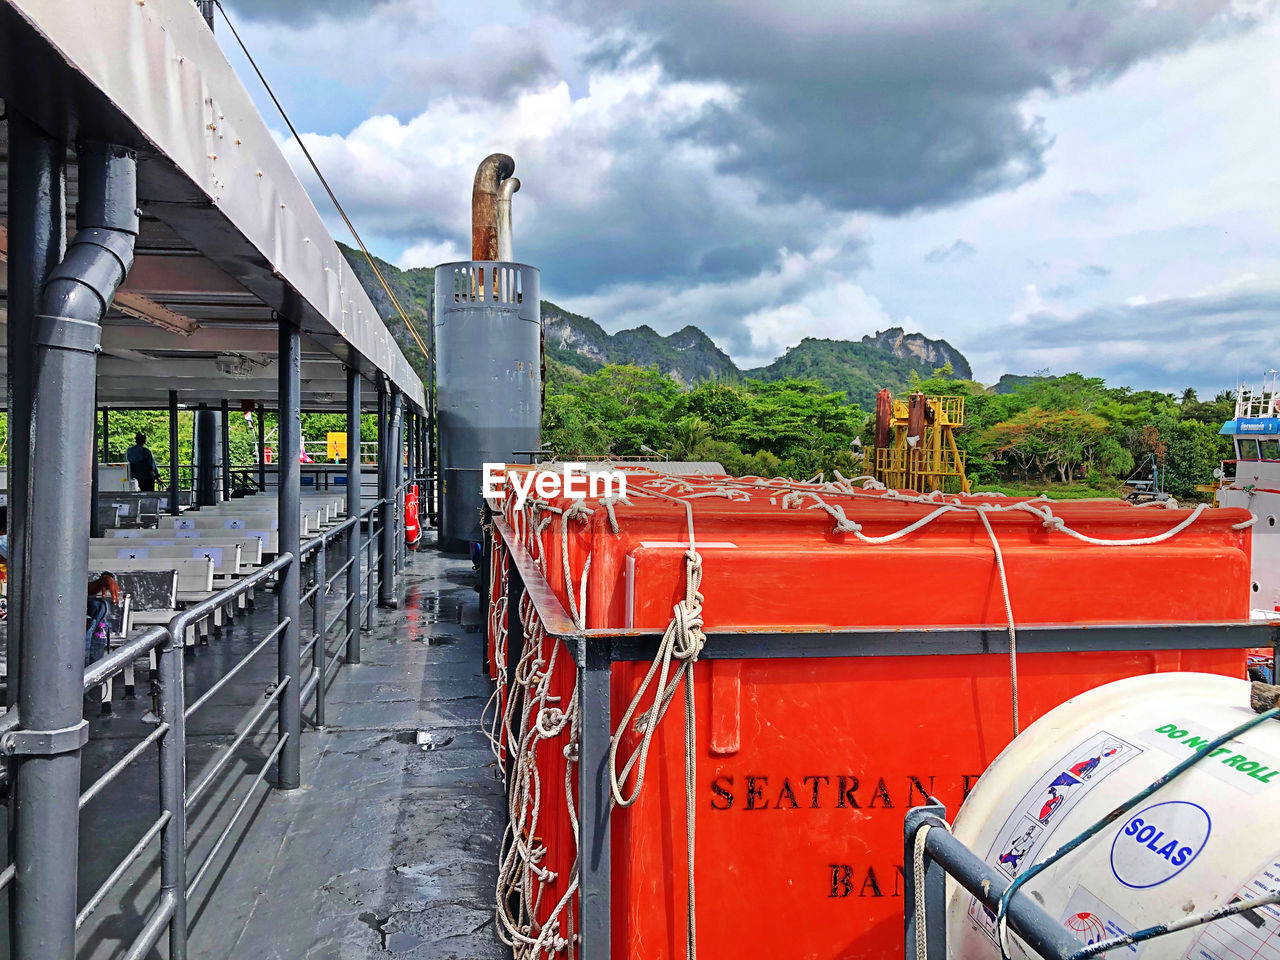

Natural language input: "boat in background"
[1214,372,1280,679]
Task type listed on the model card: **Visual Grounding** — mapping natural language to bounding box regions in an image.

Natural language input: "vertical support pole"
[157,632,189,960]
[6,112,65,710]
[101,406,110,463]
[168,390,180,516]
[365,508,377,632]
[194,406,218,507]
[220,398,231,501]
[277,318,302,790]
[90,392,102,539]
[427,294,438,530]
[345,367,363,663]
[257,402,266,491]
[377,386,395,607]
[14,139,136,960]
[189,411,198,508]
[393,394,405,577]
[578,633,613,960]
[312,538,327,729]
[904,803,949,960]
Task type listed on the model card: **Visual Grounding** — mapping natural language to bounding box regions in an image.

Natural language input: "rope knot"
[536,707,567,737]
[597,494,632,534]
[563,499,594,524]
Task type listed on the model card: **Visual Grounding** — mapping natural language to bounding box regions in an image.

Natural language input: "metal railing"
[0,478,433,958]
[297,503,379,728]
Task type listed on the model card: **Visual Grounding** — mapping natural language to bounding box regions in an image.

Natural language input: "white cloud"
[397,238,465,269]
[741,282,892,368]
[230,0,1280,388]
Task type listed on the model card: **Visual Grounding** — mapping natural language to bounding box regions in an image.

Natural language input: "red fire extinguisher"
[405,484,421,546]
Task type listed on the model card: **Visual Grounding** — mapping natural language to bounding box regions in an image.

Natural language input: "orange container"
[486,468,1254,959]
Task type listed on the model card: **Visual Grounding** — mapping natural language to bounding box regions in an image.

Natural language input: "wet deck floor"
[10,535,510,960]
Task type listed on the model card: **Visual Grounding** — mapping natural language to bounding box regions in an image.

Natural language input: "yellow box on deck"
[326,432,347,460]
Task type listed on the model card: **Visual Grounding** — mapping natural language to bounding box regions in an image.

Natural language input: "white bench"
[155,510,320,537]
[108,528,279,556]
[90,542,244,585]
[109,557,216,645]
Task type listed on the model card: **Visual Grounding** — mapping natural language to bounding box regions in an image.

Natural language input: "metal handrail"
[83,625,167,691]
[324,595,354,637]
[184,619,287,720]
[121,890,177,960]
[904,805,1085,960]
[186,677,290,810]
[169,553,294,640]
[186,733,290,897]
[79,722,170,811]
[76,813,171,929]
[2,441,413,957]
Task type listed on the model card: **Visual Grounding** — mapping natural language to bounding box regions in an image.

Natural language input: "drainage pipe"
[13,140,137,960]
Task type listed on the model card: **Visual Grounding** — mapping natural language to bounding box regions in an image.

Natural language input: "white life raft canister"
[947,673,1280,960]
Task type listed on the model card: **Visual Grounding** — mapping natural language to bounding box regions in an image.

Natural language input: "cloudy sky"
[218,0,1280,392]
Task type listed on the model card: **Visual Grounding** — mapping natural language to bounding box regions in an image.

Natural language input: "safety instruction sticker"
[1060,885,1144,956]
[1184,857,1280,960]
[968,731,1142,943]
[1136,719,1280,795]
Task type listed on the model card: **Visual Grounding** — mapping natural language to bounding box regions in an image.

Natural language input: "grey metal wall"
[434,261,540,553]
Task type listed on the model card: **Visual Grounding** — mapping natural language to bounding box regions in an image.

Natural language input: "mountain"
[338,243,973,405]
[994,373,1050,395]
[543,303,737,385]
[745,338,945,407]
[860,327,971,380]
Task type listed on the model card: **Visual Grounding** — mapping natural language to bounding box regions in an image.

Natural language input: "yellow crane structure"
[872,388,971,493]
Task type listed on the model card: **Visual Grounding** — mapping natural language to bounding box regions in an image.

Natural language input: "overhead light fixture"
[214,353,269,379]
[112,291,200,336]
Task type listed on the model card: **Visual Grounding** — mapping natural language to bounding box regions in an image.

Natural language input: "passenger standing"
[126,431,162,492]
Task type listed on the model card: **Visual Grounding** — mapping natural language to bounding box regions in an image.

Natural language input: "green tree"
[668,416,713,460]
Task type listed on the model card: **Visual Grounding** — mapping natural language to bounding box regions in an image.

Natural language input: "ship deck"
[39,537,505,960]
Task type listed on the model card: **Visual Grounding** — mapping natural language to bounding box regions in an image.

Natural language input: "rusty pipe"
[496,177,520,262]
[471,153,515,261]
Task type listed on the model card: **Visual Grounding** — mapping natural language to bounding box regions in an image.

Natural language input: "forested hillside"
[543,363,1235,499]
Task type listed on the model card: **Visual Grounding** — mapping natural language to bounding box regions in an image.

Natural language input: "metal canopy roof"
[0,0,427,412]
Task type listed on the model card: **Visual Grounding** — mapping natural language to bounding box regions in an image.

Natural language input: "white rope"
[494,592,583,957]
[608,548,705,804]
[977,506,1020,736]
[913,825,932,960]
[597,494,631,534]
[560,500,594,629]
